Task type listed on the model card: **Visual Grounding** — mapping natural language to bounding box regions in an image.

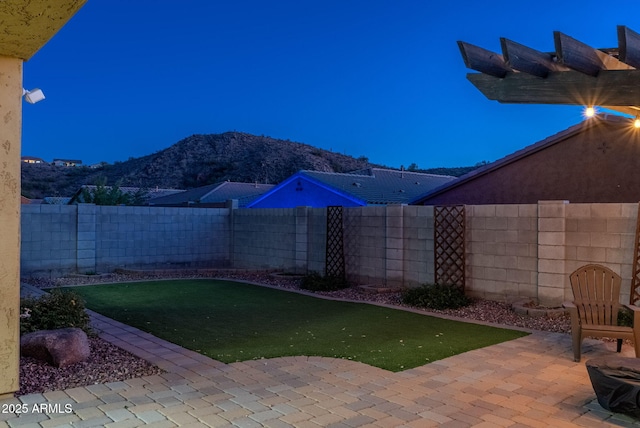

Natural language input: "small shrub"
[618,306,634,327]
[20,289,92,335]
[300,272,349,291]
[401,283,471,310]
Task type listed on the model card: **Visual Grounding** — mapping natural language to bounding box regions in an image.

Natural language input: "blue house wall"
[248,175,365,208]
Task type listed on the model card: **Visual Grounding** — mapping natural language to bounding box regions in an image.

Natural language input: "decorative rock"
[21,328,90,368]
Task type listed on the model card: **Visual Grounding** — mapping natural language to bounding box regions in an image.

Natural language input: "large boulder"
[21,328,90,368]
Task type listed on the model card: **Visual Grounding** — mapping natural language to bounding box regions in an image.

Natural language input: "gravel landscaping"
[18,271,571,396]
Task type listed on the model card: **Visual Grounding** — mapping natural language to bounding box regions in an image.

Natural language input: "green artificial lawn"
[65,280,528,372]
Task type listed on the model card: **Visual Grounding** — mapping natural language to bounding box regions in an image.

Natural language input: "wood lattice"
[325,206,345,279]
[630,203,640,304]
[434,205,466,289]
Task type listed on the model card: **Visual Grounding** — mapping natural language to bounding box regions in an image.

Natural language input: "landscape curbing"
[511,298,568,318]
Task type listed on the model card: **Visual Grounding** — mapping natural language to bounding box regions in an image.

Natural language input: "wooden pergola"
[460,25,640,304]
[458,25,640,116]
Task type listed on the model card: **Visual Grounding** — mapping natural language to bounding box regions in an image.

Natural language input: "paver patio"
[3,283,640,427]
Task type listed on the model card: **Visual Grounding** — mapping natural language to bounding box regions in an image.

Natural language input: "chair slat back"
[569,264,622,326]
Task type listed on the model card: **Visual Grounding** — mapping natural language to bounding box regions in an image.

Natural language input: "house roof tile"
[300,168,455,205]
[148,182,274,207]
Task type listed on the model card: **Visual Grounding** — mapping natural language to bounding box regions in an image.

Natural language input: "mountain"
[21,132,480,199]
[21,132,377,198]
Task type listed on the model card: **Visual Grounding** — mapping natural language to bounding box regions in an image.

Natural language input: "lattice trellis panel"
[434,205,466,289]
[630,203,640,304]
[326,206,345,279]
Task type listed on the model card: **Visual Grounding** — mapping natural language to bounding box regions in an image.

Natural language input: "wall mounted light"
[584,106,597,118]
[634,117,640,129]
[22,88,45,104]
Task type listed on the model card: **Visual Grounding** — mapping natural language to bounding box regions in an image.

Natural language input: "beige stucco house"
[0,0,87,398]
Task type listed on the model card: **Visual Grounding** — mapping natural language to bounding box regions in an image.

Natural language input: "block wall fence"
[20,201,640,306]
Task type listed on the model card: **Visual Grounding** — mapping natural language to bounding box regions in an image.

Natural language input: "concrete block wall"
[402,205,435,286]
[20,201,640,307]
[232,208,297,270]
[95,206,230,272]
[466,204,538,303]
[21,205,78,276]
[343,206,386,284]
[21,205,230,276]
[307,208,327,274]
[564,203,637,304]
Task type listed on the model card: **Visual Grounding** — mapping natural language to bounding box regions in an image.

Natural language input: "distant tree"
[78,178,147,206]
[407,163,419,171]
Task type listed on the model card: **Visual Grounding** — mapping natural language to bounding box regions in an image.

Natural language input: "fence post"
[537,200,569,306]
[226,199,238,268]
[295,206,310,274]
[385,204,405,287]
[76,204,97,274]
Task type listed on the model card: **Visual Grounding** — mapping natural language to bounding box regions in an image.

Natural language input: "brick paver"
[7,283,640,427]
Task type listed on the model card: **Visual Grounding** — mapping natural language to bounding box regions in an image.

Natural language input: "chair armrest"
[623,304,640,312]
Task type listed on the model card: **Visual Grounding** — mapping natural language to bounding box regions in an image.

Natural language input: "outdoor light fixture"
[584,106,596,118]
[635,117,640,129]
[22,88,45,104]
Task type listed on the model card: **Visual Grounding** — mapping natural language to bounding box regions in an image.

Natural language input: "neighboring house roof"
[148,182,275,208]
[307,168,455,204]
[53,159,82,165]
[21,156,46,163]
[412,114,640,205]
[248,168,456,208]
[20,196,31,204]
[69,185,183,204]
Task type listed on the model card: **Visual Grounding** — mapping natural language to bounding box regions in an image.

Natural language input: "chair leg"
[617,338,623,353]
[633,327,640,358]
[572,331,582,362]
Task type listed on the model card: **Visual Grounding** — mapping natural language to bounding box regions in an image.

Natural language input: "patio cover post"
[0,56,23,398]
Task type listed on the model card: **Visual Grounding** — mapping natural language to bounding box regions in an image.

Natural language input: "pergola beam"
[467,69,640,106]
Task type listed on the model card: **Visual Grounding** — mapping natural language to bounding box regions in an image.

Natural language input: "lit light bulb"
[634,117,640,129]
[584,106,596,118]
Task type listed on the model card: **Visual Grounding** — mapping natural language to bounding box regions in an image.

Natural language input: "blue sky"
[21,1,633,168]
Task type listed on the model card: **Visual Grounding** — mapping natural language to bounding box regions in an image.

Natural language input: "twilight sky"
[20,0,634,169]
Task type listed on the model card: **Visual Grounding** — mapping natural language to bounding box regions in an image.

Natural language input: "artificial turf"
[66,279,528,372]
